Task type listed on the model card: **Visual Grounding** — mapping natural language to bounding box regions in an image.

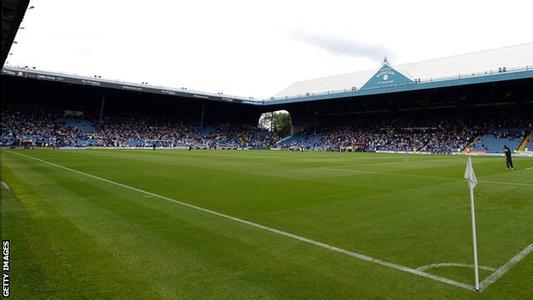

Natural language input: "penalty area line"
[478,243,533,292]
[9,151,475,291]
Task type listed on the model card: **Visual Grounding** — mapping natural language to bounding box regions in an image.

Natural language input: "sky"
[6,0,533,99]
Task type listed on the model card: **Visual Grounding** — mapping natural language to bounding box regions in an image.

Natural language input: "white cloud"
[289,29,392,62]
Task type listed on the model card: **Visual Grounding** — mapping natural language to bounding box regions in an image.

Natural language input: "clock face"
[383,74,389,81]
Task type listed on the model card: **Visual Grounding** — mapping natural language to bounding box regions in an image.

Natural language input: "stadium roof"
[1,66,263,105]
[2,0,30,67]
[273,43,533,100]
[3,44,533,106]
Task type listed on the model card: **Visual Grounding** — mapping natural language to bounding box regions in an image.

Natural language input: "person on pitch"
[504,145,514,169]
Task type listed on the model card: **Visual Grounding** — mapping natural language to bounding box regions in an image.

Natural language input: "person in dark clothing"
[504,145,513,169]
[153,143,156,151]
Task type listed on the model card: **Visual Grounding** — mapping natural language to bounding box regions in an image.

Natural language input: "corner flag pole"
[465,156,480,291]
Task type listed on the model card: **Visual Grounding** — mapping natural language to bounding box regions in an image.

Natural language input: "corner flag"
[465,156,480,291]
[464,156,478,188]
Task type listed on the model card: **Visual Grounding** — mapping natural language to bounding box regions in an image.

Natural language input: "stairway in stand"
[463,135,481,152]
[517,128,533,151]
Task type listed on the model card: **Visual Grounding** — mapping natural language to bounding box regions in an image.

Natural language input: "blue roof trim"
[4,65,532,107]
[265,69,533,105]
[361,64,413,90]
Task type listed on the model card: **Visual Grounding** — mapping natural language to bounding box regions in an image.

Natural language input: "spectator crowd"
[282,111,531,153]
[2,110,531,153]
[1,112,278,149]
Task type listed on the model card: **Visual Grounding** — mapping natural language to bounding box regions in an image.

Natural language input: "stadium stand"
[3,108,530,153]
[469,115,530,153]
[278,110,531,153]
[2,44,532,154]
[1,111,278,149]
[471,134,522,153]
[61,118,96,132]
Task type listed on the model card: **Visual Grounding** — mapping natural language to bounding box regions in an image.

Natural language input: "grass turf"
[1,149,532,299]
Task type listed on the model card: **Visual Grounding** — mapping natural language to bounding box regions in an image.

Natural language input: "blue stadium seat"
[61,118,96,132]
[471,128,524,153]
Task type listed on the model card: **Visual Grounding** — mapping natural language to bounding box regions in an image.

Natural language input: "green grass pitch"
[1,149,532,299]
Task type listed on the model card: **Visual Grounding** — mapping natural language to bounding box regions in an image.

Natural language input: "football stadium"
[1,1,532,299]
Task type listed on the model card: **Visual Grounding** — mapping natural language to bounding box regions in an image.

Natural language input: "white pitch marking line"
[416,262,496,272]
[9,151,474,291]
[1,181,10,191]
[478,243,533,292]
[318,167,456,182]
[479,180,533,188]
[319,168,533,187]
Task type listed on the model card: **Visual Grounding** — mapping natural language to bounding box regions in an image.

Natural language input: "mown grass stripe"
[8,150,476,291]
